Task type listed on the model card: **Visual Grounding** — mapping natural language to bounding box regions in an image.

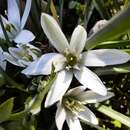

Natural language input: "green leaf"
[0,98,14,122]
[29,66,57,115]
[8,110,27,121]
[50,0,60,24]
[95,40,130,48]
[93,0,111,19]
[94,63,130,75]
[111,120,122,128]
[113,67,130,73]
[97,105,130,127]
[85,5,130,49]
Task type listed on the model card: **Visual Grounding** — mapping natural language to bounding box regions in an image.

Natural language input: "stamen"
[63,96,85,114]
[4,23,16,32]
[65,53,78,69]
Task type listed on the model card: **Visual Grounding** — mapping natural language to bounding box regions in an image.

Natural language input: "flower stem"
[96,105,130,127]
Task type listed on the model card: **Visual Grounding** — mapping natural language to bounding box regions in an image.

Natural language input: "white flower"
[55,86,114,130]
[4,43,41,67]
[0,47,6,70]
[0,0,35,43]
[22,13,130,107]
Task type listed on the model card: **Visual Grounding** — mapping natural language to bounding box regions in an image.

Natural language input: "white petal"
[41,13,69,53]
[81,49,130,67]
[55,103,66,130]
[88,20,108,37]
[14,30,35,43]
[74,67,107,96]
[0,61,6,70]
[21,0,32,29]
[0,16,10,39]
[45,70,73,107]
[77,106,98,125]
[7,0,20,28]
[66,115,82,130]
[77,91,114,103]
[70,25,87,55]
[22,53,65,75]
[0,25,5,39]
[3,52,25,67]
[8,47,22,59]
[66,86,86,96]
[0,48,6,70]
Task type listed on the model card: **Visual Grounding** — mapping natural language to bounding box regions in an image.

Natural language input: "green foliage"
[0,0,130,130]
[0,98,14,122]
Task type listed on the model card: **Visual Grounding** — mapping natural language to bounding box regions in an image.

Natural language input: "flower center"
[16,50,33,61]
[4,24,16,32]
[62,96,85,114]
[65,53,77,69]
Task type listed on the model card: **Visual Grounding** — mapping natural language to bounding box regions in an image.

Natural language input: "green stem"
[96,105,130,127]
[30,73,57,113]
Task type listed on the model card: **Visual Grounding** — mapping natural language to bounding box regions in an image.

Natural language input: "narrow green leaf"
[0,98,14,122]
[93,0,111,19]
[97,105,130,127]
[29,67,57,114]
[50,0,60,24]
[94,63,130,75]
[8,110,27,121]
[83,0,94,28]
[59,0,64,26]
[95,40,130,48]
[85,5,130,49]
[113,67,130,73]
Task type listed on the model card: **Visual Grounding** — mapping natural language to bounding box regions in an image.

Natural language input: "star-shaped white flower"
[4,43,41,67]
[55,86,114,130]
[0,0,35,43]
[22,13,130,107]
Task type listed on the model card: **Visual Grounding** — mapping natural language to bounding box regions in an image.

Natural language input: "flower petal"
[7,0,20,28]
[45,70,73,107]
[77,106,98,125]
[88,20,108,37]
[41,13,69,53]
[0,27,4,39]
[0,47,6,70]
[21,0,32,29]
[22,53,65,75]
[14,30,35,43]
[8,47,22,59]
[70,25,87,55]
[3,52,25,67]
[66,115,82,130]
[0,16,10,39]
[81,49,130,67]
[77,91,114,103]
[55,103,66,130]
[66,86,86,96]
[74,67,107,96]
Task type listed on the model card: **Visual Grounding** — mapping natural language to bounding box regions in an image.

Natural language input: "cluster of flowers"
[0,0,130,130]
